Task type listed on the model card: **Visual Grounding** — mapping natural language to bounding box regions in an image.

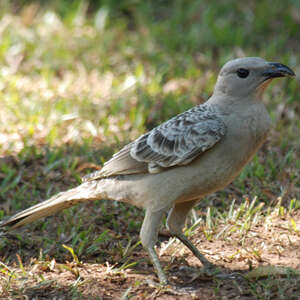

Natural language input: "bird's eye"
[236,68,249,78]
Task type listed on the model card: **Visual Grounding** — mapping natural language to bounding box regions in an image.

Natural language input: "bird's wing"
[131,104,226,167]
[83,104,226,181]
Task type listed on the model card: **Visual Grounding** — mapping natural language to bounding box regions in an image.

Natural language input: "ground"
[1,207,299,299]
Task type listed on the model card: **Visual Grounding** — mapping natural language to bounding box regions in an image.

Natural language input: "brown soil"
[1,211,299,300]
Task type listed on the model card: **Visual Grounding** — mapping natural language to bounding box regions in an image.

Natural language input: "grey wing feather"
[130,103,226,168]
[82,143,148,181]
[83,103,226,181]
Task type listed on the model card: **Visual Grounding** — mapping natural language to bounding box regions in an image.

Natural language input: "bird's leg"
[173,231,213,269]
[167,200,215,270]
[140,208,168,285]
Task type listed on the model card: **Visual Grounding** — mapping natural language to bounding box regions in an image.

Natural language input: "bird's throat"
[256,79,272,98]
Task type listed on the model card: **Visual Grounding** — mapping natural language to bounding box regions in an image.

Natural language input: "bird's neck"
[207,92,259,111]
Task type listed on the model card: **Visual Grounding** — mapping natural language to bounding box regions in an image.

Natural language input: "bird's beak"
[262,62,295,80]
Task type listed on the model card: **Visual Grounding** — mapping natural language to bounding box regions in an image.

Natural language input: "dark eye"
[236,68,249,78]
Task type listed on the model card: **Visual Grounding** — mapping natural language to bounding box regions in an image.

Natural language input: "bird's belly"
[173,125,269,204]
[149,120,270,210]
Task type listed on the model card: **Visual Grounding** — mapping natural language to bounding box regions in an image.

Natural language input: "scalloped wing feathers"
[131,104,226,167]
[83,104,226,181]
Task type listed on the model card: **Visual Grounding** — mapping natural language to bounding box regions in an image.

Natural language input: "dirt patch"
[1,211,299,299]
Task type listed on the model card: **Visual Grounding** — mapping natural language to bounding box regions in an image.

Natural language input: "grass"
[0,0,299,299]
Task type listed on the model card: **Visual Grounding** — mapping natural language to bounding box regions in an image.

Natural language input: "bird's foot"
[187,265,242,283]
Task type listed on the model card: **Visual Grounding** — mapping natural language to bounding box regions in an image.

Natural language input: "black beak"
[262,62,295,80]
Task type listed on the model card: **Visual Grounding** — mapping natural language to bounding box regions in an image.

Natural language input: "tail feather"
[1,181,99,229]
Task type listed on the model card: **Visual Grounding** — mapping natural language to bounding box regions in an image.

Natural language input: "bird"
[1,57,295,285]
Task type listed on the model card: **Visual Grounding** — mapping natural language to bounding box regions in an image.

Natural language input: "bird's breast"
[171,104,272,204]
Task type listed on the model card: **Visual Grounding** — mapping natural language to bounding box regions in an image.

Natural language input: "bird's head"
[214,57,295,98]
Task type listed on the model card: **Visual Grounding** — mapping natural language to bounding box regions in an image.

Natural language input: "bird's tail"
[1,181,101,229]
